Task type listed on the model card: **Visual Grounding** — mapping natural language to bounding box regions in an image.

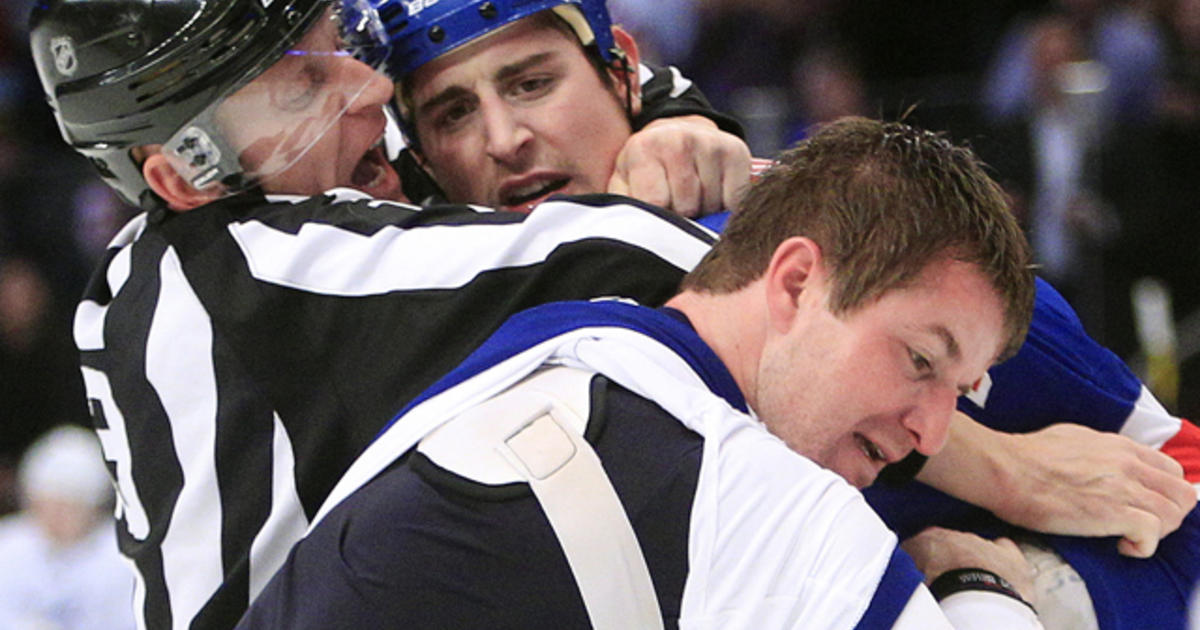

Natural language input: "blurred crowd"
[613,0,1200,419]
[0,0,1197,519]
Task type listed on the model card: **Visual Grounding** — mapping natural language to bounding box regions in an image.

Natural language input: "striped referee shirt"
[75,190,713,630]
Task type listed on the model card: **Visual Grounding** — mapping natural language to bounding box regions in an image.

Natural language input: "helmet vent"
[128,16,258,102]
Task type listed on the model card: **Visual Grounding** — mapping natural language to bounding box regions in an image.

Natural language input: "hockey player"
[238,117,1043,629]
[370,3,1200,626]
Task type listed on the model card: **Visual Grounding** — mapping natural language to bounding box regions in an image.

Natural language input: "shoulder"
[683,420,902,627]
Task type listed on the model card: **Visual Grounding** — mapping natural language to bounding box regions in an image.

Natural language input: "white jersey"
[304,299,1042,629]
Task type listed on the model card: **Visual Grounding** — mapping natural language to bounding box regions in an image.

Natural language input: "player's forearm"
[915,412,1017,514]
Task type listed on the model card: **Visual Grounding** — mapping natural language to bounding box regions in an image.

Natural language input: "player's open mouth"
[856,434,888,463]
[351,140,389,189]
[502,178,570,209]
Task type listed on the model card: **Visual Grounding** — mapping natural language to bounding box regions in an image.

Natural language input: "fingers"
[606,170,629,198]
[1129,443,1197,522]
[1132,440,1186,477]
[901,528,1037,602]
[608,145,671,209]
[1133,465,1196,535]
[612,116,752,217]
[663,155,703,217]
[696,145,725,216]
[1114,506,1162,558]
[1110,441,1195,538]
[720,152,751,213]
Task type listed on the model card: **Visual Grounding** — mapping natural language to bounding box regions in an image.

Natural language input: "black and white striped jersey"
[75,189,714,630]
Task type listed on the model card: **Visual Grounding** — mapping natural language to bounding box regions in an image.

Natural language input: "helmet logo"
[168,127,225,189]
[51,36,78,77]
[403,0,440,17]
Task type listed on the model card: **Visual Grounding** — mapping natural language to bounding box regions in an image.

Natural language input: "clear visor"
[163,0,391,195]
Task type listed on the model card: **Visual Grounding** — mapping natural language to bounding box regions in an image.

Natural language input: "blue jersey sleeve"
[853,546,926,629]
[960,277,1142,434]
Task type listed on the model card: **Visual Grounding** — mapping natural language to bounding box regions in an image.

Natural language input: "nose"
[903,384,958,455]
[480,93,532,164]
[344,58,393,114]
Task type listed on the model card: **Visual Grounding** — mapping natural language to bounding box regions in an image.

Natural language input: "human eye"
[272,60,326,112]
[432,99,475,131]
[907,347,933,376]
[508,74,556,101]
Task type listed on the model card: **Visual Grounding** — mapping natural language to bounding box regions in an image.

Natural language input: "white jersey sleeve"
[681,407,1043,629]
[893,585,1043,630]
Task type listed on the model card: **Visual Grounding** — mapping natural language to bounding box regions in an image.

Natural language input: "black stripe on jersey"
[199,334,280,630]
[80,233,182,630]
[80,246,123,306]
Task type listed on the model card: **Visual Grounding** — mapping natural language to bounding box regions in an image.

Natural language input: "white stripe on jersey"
[248,414,308,600]
[667,67,693,99]
[227,199,710,296]
[76,235,136,351]
[75,300,108,351]
[149,247,225,630]
[1119,385,1182,450]
[634,64,695,99]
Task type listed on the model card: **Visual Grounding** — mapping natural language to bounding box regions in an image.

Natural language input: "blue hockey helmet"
[377,0,620,81]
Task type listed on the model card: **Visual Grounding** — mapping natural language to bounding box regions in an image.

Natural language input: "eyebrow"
[416,51,558,119]
[929,324,961,363]
[495,51,556,84]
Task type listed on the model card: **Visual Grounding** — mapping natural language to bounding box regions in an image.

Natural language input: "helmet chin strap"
[608,46,636,123]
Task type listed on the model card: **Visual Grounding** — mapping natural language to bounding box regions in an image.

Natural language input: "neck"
[665,285,767,411]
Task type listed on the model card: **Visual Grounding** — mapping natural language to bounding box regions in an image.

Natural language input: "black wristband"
[929,568,1035,612]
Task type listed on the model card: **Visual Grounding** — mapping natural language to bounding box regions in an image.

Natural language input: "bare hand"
[991,423,1196,557]
[902,527,1036,606]
[920,416,1197,558]
[607,115,751,217]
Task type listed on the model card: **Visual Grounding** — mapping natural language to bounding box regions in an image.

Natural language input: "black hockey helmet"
[29,0,392,208]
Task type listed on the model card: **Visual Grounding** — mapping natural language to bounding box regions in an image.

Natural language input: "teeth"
[505,178,569,206]
[511,182,548,198]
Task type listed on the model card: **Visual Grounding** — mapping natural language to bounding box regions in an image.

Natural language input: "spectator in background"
[784,43,870,144]
[977,14,1119,338]
[1098,0,1200,417]
[0,425,135,630]
[0,255,89,465]
[1153,0,1200,419]
[683,0,839,154]
[982,0,1167,129]
[607,0,699,64]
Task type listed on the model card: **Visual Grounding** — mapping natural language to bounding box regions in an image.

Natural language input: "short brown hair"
[681,117,1035,359]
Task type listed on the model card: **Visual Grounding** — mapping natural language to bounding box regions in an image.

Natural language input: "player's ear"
[142,151,223,213]
[610,25,642,118]
[763,236,822,333]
